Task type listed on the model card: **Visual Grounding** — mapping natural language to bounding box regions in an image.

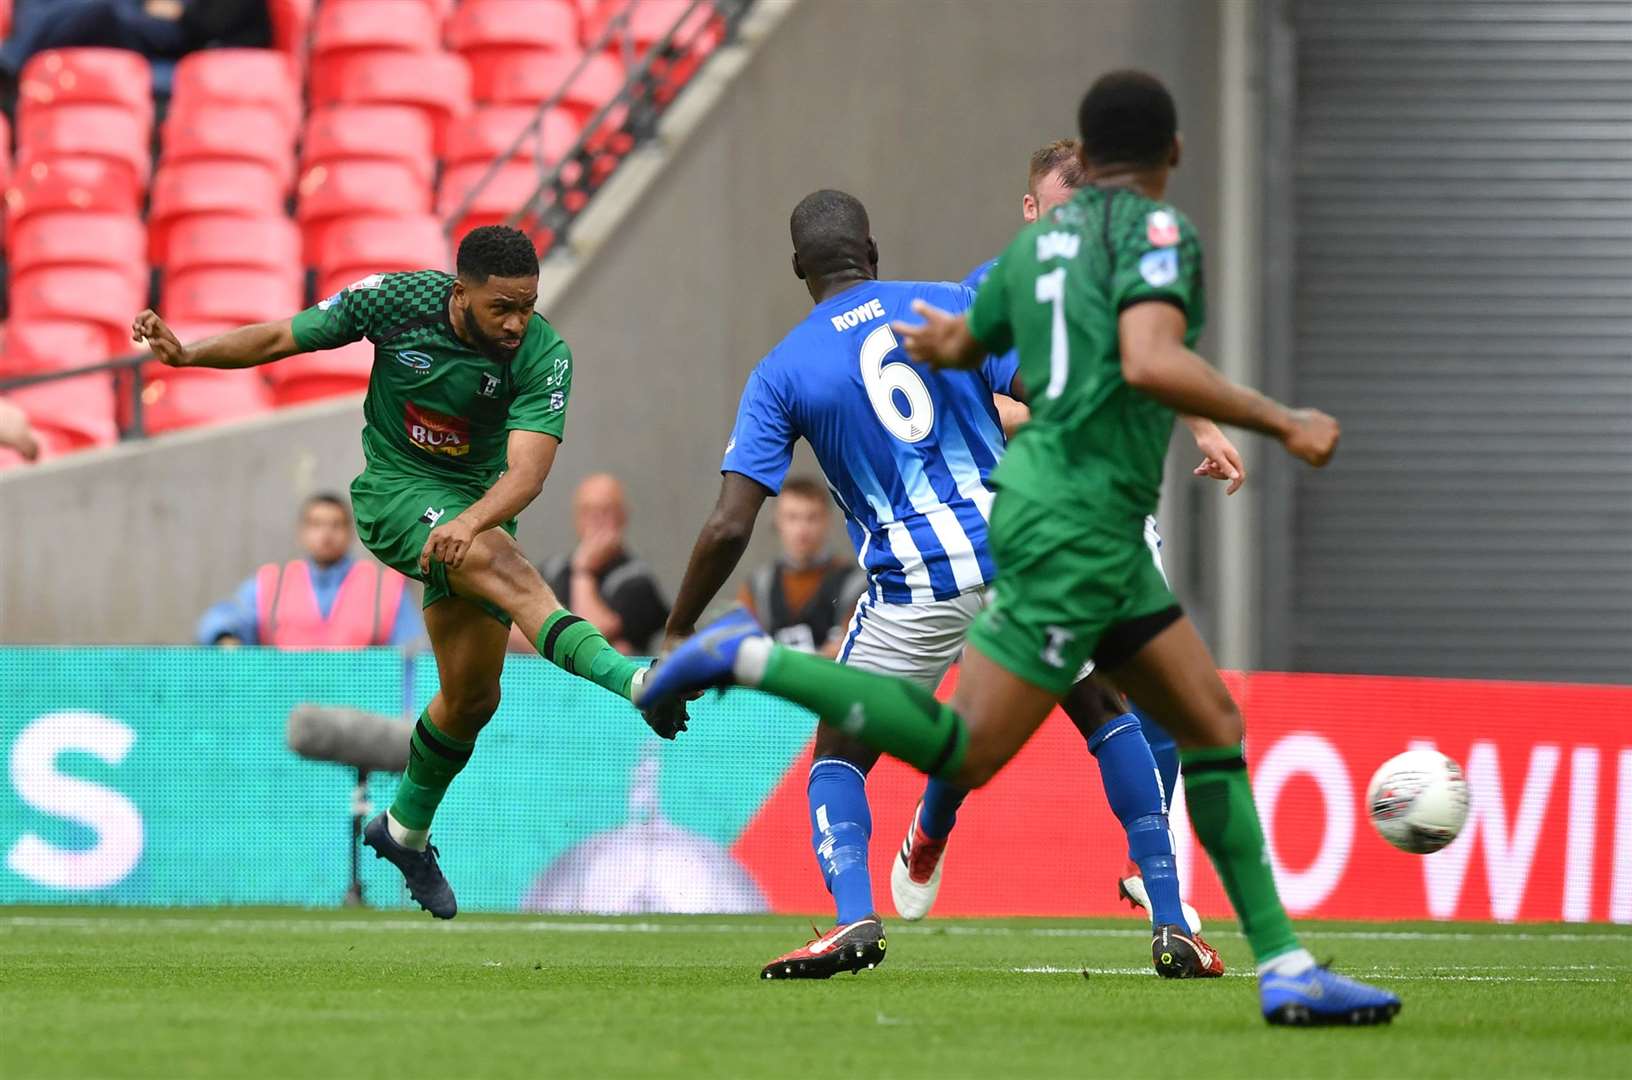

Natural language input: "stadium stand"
[300,105,437,185]
[147,160,287,264]
[444,106,579,168]
[165,216,304,277]
[0,0,745,461]
[265,340,376,406]
[316,215,450,298]
[10,212,148,297]
[170,49,301,134]
[16,48,154,132]
[161,103,299,191]
[297,159,433,262]
[11,267,146,356]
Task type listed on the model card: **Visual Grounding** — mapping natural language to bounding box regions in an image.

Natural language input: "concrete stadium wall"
[0,0,1225,643]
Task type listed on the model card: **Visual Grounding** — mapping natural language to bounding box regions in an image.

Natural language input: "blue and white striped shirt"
[722,280,1020,605]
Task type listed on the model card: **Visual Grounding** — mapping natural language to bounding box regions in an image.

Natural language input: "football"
[1366,749,1471,854]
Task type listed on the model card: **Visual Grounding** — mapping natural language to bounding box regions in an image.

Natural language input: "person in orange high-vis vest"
[196,493,422,648]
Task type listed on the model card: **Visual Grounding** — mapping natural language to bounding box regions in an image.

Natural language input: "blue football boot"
[637,607,767,709]
[1260,964,1401,1026]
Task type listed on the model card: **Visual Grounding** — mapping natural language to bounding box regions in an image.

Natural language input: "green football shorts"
[349,468,517,626]
[967,489,1180,695]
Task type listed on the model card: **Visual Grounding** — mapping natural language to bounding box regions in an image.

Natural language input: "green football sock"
[389,710,476,832]
[758,645,968,779]
[1180,744,1301,964]
[534,611,640,700]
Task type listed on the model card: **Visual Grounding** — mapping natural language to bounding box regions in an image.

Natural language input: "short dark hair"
[302,492,350,519]
[1077,70,1177,170]
[780,476,829,504]
[789,189,871,280]
[1028,138,1085,195]
[456,225,539,283]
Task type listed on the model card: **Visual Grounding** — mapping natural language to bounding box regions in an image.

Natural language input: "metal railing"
[0,0,756,443]
[0,352,162,440]
[505,0,754,244]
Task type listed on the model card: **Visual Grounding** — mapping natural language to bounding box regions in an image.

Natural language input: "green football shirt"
[289,270,573,487]
[967,185,1206,523]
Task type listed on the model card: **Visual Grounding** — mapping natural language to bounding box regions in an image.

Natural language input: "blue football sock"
[917,776,968,840]
[1131,702,1181,809]
[808,757,874,925]
[1088,712,1187,930]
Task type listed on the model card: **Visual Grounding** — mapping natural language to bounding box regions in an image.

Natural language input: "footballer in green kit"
[133,226,689,919]
[641,72,1401,1026]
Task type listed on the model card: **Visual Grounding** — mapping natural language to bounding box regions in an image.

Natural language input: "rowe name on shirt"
[830,298,886,331]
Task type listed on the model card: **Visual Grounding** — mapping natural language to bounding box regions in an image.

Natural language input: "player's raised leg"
[442,528,687,736]
[1104,617,1401,1023]
[363,595,507,918]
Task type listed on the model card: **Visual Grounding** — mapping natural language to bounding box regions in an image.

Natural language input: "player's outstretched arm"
[892,301,987,370]
[1119,302,1340,467]
[132,310,303,370]
[662,472,771,648]
[420,429,559,573]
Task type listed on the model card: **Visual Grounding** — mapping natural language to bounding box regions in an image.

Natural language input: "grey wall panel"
[1288,0,1632,682]
[1,0,1227,643]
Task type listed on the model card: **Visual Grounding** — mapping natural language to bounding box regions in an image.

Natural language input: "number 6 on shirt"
[859,323,935,443]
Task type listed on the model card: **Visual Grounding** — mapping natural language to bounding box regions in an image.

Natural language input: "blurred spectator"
[738,476,865,657]
[0,400,40,462]
[1,0,271,82]
[534,473,670,655]
[196,492,422,648]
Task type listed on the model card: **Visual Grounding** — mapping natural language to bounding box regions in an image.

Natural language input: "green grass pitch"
[4,908,1630,1078]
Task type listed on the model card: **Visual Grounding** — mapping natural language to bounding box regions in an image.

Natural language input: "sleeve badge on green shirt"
[1139,249,1179,287]
[1146,210,1180,247]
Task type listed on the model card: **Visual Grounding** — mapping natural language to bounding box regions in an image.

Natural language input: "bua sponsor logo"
[405,402,471,456]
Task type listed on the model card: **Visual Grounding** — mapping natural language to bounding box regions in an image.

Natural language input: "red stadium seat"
[0,319,111,377]
[161,104,297,191]
[475,48,623,121]
[16,104,151,188]
[316,215,449,297]
[619,0,721,54]
[147,162,288,265]
[6,376,119,456]
[267,0,313,59]
[317,51,472,153]
[297,160,432,262]
[170,50,301,135]
[444,106,579,168]
[17,49,153,133]
[0,114,10,192]
[164,268,304,326]
[4,156,141,226]
[309,1,441,101]
[164,215,302,276]
[267,339,375,406]
[139,353,276,435]
[9,212,147,295]
[300,105,436,186]
[448,1,579,62]
[9,267,146,356]
[438,161,553,249]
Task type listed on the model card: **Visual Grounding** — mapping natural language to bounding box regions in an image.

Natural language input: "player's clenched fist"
[419,515,479,574]
[1281,408,1341,467]
[132,309,188,367]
